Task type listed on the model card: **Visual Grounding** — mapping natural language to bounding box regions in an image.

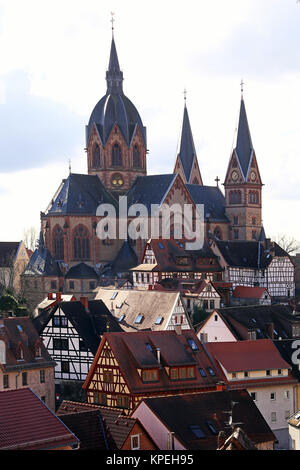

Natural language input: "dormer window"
[142,369,158,382]
[17,345,24,361]
[170,366,195,380]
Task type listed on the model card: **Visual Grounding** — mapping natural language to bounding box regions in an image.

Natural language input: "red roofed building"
[83,329,222,415]
[206,339,298,450]
[231,286,271,306]
[0,388,79,450]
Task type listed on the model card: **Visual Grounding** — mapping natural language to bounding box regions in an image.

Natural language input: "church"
[22,28,268,310]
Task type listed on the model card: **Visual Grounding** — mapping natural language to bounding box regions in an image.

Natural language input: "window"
[73,225,90,260]
[131,434,140,450]
[270,392,276,401]
[232,372,237,379]
[40,370,45,383]
[207,367,215,376]
[53,316,60,327]
[233,229,239,240]
[53,338,68,350]
[284,390,290,400]
[61,316,68,327]
[53,225,64,260]
[142,369,158,382]
[118,314,125,322]
[134,314,143,324]
[93,144,101,168]
[51,280,57,290]
[206,420,218,435]
[210,300,215,310]
[199,368,206,377]
[244,371,249,378]
[61,361,70,373]
[112,143,122,166]
[189,425,206,438]
[248,191,259,204]
[69,281,74,289]
[170,367,195,380]
[133,145,141,168]
[111,292,118,300]
[22,372,27,386]
[252,217,256,225]
[252,230,257,240]
[187,338,199,351]
[214,314,218,321]
[94,391,107,406]
[154,316,163,325]
[103,370,113,382]
[266,370,271,376]
[250,392,257,401]
[89,281,96,290]
[285,410,290,420]
[233,216,238,225]
[3,374,9,389]
[117,395,130,409]
[229,190,241,204]
[271,412,277,423]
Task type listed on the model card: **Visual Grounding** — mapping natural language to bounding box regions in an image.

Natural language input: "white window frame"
[131,434,140,450]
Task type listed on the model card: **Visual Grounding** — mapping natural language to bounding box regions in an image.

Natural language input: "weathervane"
[183,88,187,106]
[215,176,220,187]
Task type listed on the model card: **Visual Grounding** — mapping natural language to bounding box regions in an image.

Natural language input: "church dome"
[86,36,146,147]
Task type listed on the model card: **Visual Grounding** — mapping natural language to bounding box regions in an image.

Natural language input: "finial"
[240,78,244,97]
[183,88,187,106]
[111,12,115,37]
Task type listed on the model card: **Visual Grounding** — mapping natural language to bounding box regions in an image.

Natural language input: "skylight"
[146,343,153,352]
[154,316,163,325]
[187,339,199,351]
[206,420,218,435]
[158,242,164,249]
[189,425,206,438]
[118,315,125,322]
[199,368,206,377]
[17,325,23,332]
[134,314,143,324]
[207,367,216,376]
[116,302,123,309]
[111,292,118,300]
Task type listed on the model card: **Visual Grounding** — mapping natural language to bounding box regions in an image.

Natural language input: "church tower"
[173,97,203,185]
[85,25,147,196]
[224,89,263,241]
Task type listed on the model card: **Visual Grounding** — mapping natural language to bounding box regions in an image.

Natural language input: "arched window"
[73,225,90,260]
[229,190,241,204]
[53,226,64,260]
[248,191,259,204]
[93,144,101,168]
[213,227,222,240]
[112,143,122,166]
[133,145,141,167]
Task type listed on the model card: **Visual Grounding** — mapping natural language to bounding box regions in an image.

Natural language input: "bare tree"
[272,234,300,255]
[23,226,39,251]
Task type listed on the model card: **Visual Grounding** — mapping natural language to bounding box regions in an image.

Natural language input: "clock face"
[231,170,238,181]
[250,171,256,181]
[112,174,124,187]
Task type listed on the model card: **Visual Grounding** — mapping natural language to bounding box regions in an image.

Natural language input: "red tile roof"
[0,388,79,450]
[206,339,291,373]
[232,286,269,299]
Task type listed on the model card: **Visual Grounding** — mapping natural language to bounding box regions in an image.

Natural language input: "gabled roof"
[0,316,55,371]
[23,245,62,277]
[124,174,177,212]
[0,388,79,450]
[95,288,188,332]
[33,300,123,354]
[46,173,117,216]
[65,262,99,279]
[186,184,229,222]
[83,329,222,395]
[59,410,109,450]
[232,286,270,299]
[135,390,275,450]
[111,240,138,273]
[206,339,291,373]
[0,241,21,267]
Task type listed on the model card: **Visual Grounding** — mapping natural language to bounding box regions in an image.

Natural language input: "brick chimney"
[216,381,227,391]
[48,293,53,300]
[80,297,88,309]
[56,292,62,301]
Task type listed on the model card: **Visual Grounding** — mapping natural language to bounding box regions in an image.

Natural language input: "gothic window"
[233,229,239,240]
[112,143,122,166]
[133,145,141,167]
[229,190,241,204]
[213,226,222,240]
[248,191,259,204]
[53,225,64,260]
[73,225,90,260]
[93,144,101,168]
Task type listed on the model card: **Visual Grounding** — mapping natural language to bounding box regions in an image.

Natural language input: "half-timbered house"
[33,298,123,403]
[82,329,222,415]
[210,238,295,302]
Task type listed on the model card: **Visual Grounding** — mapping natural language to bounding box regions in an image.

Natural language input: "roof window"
[187,338,199,351]
[134,314,143,324]
[111,292,118,300]
[189,425,206,438]
[154,316,163,325]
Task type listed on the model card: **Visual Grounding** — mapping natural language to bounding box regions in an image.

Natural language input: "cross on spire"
[215,176,220,187]
[240,78,244,96]
[111,12,115,36]
[183,88,187,106]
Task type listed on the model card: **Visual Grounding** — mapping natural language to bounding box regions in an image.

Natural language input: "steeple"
[234,94,253,180]
[106,28,123,94]
[174,95,203,185]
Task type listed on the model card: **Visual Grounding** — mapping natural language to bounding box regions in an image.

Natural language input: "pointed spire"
[38,229,45,249]
[259,225,266,243]
[106,15,123,94]
[177,100,198,183]
[234,92,253,179]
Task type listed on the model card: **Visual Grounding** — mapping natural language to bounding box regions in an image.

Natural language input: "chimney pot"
[56,292,61,301]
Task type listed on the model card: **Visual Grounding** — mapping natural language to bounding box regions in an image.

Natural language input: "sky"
[0,0,299,247]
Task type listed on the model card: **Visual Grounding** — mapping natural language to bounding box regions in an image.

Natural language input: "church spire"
[234,92,253,180]
[106,15,123,94]
[174,94,203,185]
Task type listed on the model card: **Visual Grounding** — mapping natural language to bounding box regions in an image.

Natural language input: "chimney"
[216,381,227,392]
[217,431,226,449]
[56,292,62,301]
[148,284,153,291]
[80,297,88,309]
[174,324,182,335]
[48,293,53,300]
[156,347,161,364]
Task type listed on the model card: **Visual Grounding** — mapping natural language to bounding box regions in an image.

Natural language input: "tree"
[272,234,300,255]
[23,226,39,251]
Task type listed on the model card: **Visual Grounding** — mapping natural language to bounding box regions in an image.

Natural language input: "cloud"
[0,70,85,172]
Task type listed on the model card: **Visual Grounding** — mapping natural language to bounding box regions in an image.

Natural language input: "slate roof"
[0,242,20,267]
[186,184,229,222]
[33,300,123,354]
[56,400,141,450]
[110,240,138,273]
[124,174,177,211]
[83,329,222,395]
[23,244,62,277]
[0,316,55,372]
[46,173,117,216]
[177,105,198,183]
[137,389,275,450]
[234,97,254,179]
[0,388,79,450]
[215,240,289,269]
[59,410,109,450]
[86,36,146,147]
[95,288,189,332]
[65,262,99,279]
